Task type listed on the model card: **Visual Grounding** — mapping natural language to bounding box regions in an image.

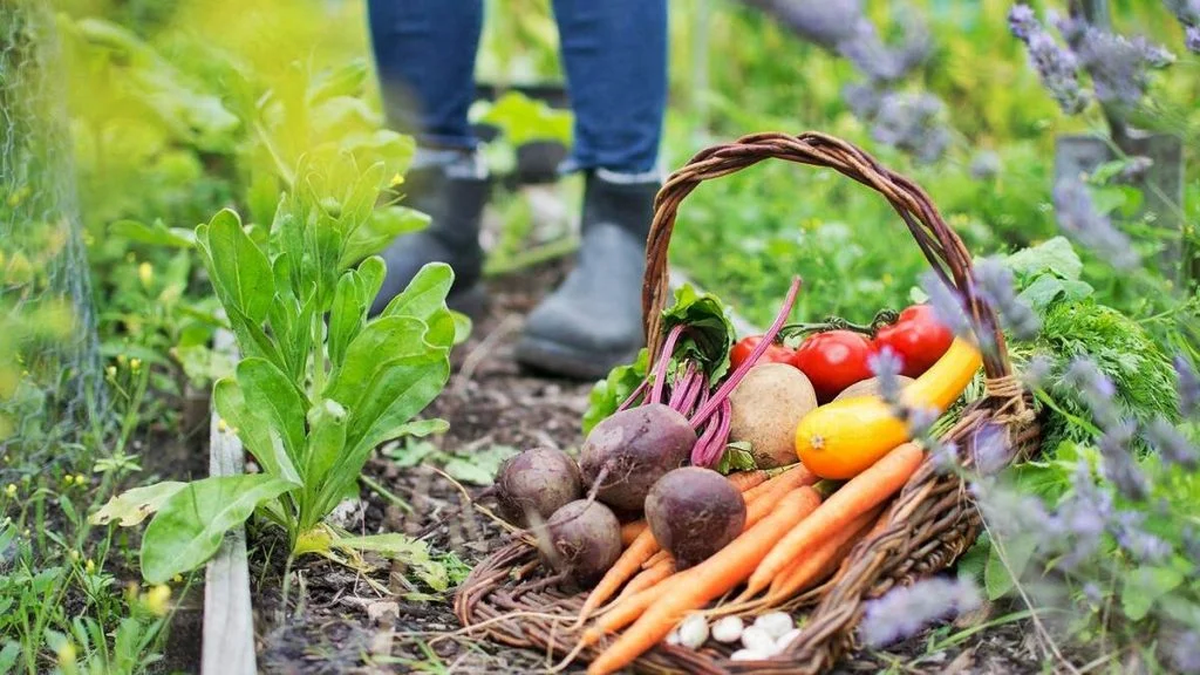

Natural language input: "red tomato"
[730,336,795,370]
[791,330,874,402]
[872,304,954,378]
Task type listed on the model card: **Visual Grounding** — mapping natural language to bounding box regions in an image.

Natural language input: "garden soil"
[247,259,1048,674]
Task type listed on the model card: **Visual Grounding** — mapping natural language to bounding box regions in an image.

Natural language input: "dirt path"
[248,259,1044,674]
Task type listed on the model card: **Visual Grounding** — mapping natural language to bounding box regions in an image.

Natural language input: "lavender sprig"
[1052,179,1140,270]
[1008,5,1088,114]
[859,576,982,647]
[972,258,1042,340]
[1175,354,1199,417]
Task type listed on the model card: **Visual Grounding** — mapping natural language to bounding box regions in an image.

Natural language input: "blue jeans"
[366,0,667,175]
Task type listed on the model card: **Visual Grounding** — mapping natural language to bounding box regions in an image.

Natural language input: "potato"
[832,375,915,402]
[728,363,818,468]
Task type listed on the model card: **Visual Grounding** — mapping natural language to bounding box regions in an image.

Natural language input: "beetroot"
[541,499,622,585]
[494,448,583,527]
[645,467,746,568]
[579,403,695,511]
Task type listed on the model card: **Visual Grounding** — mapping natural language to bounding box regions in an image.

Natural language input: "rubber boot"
[515,171,658,379]
[370,156,490,317]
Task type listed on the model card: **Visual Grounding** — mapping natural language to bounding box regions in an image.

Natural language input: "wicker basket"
[455,132,1040,674]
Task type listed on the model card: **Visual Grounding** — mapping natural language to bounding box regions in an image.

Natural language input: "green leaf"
[1003,237,1083,282]
[140,474,296,583]
[582,348,650,435]
[110,219,195,248]
[174,343,235,388]
[305,399,348,493]
[236,358,308,473]
[443,445,520,486]
[199,209,274,323]
[341,206,428,268]
[985,531,1037,600]
[715,442,758,474]
[475,91,573,146]
[381,263,454,322]
[328,272,366,369]
[1122,565,1183,621]
[660,284,736,382]
[356,255,387,304]
[213,378,301,484]
[450,310,473,346]
[331,533,451,591]
[0,641,19,673]
[89,482,187,527]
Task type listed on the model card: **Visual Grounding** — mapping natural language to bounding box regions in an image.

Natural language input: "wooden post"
[201,330,256,675]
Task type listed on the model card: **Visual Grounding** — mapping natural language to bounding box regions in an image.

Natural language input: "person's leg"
[552,0,668,175]
[367,0,482,149]
[516,0,668,379]
[366,0,491,316]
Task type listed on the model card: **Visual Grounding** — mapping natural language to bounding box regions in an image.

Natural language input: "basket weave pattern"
[455,132,1039,674]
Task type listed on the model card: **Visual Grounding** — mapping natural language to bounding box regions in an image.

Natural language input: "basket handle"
[641,131,1013,382]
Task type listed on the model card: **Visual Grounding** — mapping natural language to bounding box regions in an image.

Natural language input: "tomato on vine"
[729,335,795,370]
[872,304,954,378]
[790,330,874,402]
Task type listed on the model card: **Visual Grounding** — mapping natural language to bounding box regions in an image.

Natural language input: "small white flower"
[753,612,794,640]
[711,616,744,643]
[676,614,709,650]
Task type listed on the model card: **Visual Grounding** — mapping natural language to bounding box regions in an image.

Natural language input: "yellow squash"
[794,337,983,479]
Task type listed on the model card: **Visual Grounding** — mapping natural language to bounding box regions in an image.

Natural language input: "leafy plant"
[94,155,462,583]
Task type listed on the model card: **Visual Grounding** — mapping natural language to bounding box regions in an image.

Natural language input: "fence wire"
[1,0,105,466]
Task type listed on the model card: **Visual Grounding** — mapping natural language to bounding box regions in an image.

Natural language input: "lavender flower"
[869,92,950,163]
[1175,354,1199,417]
[1098,419,1149,501]
[868,346,904,405]
[1021,355,1055,390]
[1145,417,1198,469]
[970,423,1013,475]
[1053,179,1140,270]
[1073,29,1174,105]
[1008,5,1088,114]
[859,576,982,647]
[920,270,973,338]
[1111,511,1172,562]
[972,258,1041,340]
[1063,358,1119,428]
[969,151,1001,180]
[1163,0,1200,54]
[1164,628,1200,674]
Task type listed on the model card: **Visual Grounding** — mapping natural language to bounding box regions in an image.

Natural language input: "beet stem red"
[649,324,687,405]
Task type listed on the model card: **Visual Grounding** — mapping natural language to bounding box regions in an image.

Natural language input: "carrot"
[585,486,823,675]
[583,576,679,646]
[741,443,923,599]
[726,469,768,492]
[620,521,647,547]
[741,463,816,504]
[642,549,670,570]
[577,527,659,623]
[765,505,882,602]
[614,557,675,604]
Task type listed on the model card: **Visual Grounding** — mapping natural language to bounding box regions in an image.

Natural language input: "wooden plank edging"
[201,329,256,675]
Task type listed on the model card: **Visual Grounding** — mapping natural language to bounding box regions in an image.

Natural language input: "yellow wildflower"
[4,484,16,497]
[138,262,153,288]
[145,584,171,617]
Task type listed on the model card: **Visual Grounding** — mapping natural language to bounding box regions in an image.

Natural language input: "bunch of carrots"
[572,442,925,675]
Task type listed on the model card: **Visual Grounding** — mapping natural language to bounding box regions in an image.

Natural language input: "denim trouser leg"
[552,0,668,176]
[366,0,482,150]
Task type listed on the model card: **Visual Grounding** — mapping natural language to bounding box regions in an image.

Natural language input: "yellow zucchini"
[794,338,983,479]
